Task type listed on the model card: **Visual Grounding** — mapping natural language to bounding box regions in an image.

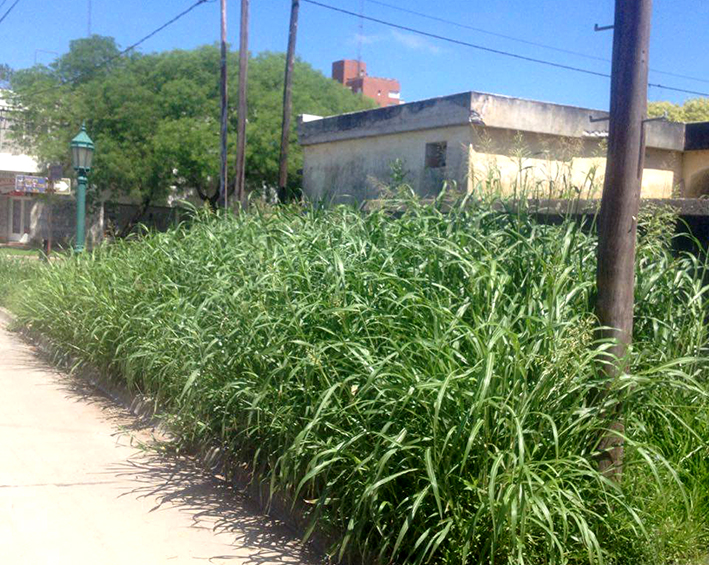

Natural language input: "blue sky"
[3,0,709,111]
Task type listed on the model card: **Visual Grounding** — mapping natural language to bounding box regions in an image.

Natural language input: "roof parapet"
[298,90,688,152]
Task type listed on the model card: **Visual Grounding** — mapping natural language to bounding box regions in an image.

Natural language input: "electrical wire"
[364,0,709,86]
[306,0,608,79]
[303,0,709,98]
[366,0,609,64]
[0,0,21,25]
[17,0,211,101]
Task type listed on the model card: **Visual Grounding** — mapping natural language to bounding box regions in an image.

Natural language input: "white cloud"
[391,30,442,54]
[353,32,384,45]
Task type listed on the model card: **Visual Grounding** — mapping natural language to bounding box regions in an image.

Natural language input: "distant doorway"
[8,197,31,243]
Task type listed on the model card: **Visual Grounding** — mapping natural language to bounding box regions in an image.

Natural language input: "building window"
[425,142,447,169]
[389,91,401,100]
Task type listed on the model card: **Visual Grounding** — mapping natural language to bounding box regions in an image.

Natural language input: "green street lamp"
[70,124,94,252]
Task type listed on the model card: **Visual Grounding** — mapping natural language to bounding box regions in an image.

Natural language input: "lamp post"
[70,124,94,252]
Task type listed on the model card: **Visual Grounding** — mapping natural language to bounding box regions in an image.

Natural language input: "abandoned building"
[298,91,709,204]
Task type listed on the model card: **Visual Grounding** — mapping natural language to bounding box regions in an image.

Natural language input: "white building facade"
[0,90,72,245]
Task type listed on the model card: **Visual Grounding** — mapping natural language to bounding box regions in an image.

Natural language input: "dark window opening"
[425,142,447,169]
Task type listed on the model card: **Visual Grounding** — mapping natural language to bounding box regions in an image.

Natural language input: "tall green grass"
[11,197,709,564]
[0,254,41,309]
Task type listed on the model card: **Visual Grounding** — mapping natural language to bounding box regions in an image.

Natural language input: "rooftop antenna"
[357,0,364,76]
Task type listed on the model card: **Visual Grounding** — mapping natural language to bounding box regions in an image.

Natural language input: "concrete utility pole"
[234,0,249,207]
[278,0,300,203]
[219,0,229,208]
[595,0,653,477]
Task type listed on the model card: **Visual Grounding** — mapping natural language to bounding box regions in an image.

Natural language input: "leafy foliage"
[8,198,709,564]
[649,98,709,122]
[10,36,376,205]
[0,63,12,88]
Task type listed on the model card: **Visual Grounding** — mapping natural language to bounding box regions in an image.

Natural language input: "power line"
[646,82,709,97]
[366,0,608,64]
[365,0,709,87]
[305,0,608,79]
[0,0,21,25]
[17,0,212,101]
[302,0,709,98]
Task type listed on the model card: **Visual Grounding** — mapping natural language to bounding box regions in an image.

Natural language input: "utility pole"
[219,0,229,208]
[357,0,364,77]
[595,0,653,478]
[278,0,300,203]
[234,0,249,207]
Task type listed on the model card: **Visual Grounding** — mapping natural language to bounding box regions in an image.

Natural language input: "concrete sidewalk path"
[0,319,322,565]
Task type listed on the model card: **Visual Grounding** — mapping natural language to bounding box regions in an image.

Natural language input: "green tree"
[0,64,12,87]
[649,97,709,122]
[10,37,376,207]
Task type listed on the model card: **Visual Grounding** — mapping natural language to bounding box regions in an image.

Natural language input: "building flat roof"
[299,90,704,153]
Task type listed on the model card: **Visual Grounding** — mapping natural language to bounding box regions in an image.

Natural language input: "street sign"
[15,175,48,194]
[48,164,63,181]
[52,178,72,193]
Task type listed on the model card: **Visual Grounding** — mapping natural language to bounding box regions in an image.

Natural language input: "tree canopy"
[0,64,12,88]
[648,97,709,122]
[10,36,376,206]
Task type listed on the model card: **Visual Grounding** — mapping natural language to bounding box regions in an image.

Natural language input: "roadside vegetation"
[2,193,708,564]
[0,253,40,309]
[0,247,41,257]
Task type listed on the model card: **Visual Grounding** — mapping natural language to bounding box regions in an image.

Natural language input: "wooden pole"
[595,0,653,477]
[278,0,300,203]
[219,0,229,208]
[234,0,249,207]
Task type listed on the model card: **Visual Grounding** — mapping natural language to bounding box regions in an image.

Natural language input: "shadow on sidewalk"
[109,454,323,565]
[6,331,325,565]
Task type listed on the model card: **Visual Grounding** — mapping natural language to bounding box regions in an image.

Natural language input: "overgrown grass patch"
[0,253,42,309]
[10,198,709,564]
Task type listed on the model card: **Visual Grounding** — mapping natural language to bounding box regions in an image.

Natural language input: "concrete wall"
[683,150,709,197]
[300,92,475,146]
[28,198,102,248]
[1,197,106,247]
[303,124,471,203]
[468,92,685,151]
[301,123,684,203]
[468,127,604,199]
[0,196,83,246]
[299,91,693,203]
[468,127,682,199]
